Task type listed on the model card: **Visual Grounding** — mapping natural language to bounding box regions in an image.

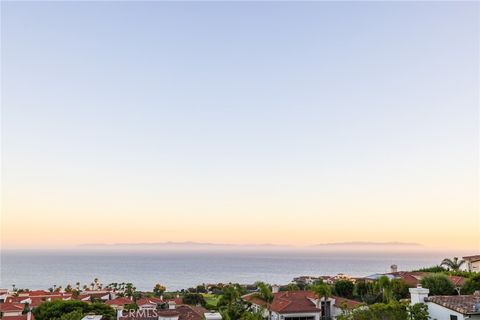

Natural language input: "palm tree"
[377,276,392,303]
[441,257,466,271]
[254,282,273,320]
[312,282,331,320]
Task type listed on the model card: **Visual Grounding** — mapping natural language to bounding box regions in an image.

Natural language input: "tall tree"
[312,282,331,319]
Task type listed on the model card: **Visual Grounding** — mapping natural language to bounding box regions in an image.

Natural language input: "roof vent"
[474,303,480,312]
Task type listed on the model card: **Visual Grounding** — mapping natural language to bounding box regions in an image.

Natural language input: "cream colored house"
[463,255,480,272]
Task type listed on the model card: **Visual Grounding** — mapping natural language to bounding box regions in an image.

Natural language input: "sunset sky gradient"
[1,1,479,250]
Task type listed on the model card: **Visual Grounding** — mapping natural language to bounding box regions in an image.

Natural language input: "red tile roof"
[332,296,361,309]
[1,315,34,320]
[136,297,164,306]
[105,297,133,306]
[244,291,360,313]
[5,297,45,307]
[0,303,24,312]
[246,291,318,313]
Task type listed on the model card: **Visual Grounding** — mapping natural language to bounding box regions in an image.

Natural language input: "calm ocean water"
[0,250,453,291]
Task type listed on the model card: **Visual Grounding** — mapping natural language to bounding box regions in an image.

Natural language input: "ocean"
[0,249,453,291]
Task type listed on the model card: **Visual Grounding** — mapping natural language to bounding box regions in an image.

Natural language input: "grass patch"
[203,294,221,307]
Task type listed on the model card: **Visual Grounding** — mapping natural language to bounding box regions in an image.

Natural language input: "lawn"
[203,294,221,307]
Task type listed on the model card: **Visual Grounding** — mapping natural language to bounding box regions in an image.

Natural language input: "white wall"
[426,302,480,320]
[271,311,320,320]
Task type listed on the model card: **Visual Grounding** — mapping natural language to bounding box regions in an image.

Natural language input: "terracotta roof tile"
[427,295,480,315]
[0,302,25,312]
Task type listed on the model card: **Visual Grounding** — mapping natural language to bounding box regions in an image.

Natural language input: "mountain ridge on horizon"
[78,240,423,248]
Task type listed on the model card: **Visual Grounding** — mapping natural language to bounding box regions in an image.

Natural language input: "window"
[450,316,458,320]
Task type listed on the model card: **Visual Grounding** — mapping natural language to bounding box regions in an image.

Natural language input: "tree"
[218,285,241,307]
[217,285,252,320]
[255,282,273,320]
[280,283,300,292]
[183,293,206,306]
[377,276,393,303]
[240,311,264,320]
[125,303,139,311]
[440,257,465,271]
[58,310,83,320]
[334,280,354,299]
[256,282,273,304]
[153,284,166,297]
[33,300,115,320]
[336,302,407,320]
[125,283,136,298]
[407,303,429,320]
[312,282,331,319]
[420,274,455,295]
[390,279,410,301]
[461,273,480,294]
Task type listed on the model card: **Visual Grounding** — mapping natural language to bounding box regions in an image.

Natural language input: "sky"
[1,1,479,251]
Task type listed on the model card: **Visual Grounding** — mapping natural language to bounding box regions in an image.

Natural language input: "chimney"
[168,301,176,309]
[409,285,429,305]
[160,295,164,301]
[272,285,280,294]
[27,312,32,320]
[390,264,398,273]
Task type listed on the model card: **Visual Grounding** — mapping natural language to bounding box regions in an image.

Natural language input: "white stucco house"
[410,286,480,320]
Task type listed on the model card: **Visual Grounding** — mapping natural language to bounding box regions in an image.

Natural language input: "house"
[463,255,480,272]
[410,286,480,320]
[0,302,25,317]
[105,297,134,310]
[364,271,466,288]
[117,304,209,320]
[0,289,9,303]
[293,276,320,286]
[78,292,111,302]
[242,290,361,320]
[136,297,164,310]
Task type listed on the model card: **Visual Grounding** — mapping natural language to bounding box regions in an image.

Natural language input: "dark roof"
[427,295,480,315]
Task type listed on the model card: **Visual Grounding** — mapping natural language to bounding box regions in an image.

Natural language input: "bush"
[334,280,355,299]
[183,293,206,306]
[336,302,407,320]
[420,274,455,295]
[462,274,480,294]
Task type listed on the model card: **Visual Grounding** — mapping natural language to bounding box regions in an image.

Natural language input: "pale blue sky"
[2,1,479,249]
